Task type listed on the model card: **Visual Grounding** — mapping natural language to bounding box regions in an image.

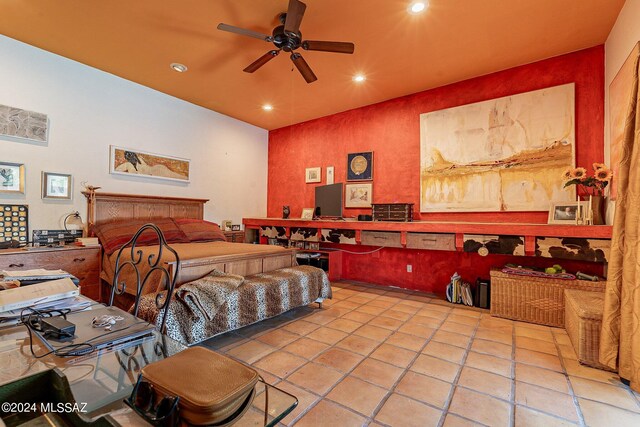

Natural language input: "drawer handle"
[421,238,437,242]
[73,257,86,262]
[9,263,24,268]
[373,236,387,240]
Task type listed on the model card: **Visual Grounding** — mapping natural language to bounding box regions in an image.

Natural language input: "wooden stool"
[564,289,614,371]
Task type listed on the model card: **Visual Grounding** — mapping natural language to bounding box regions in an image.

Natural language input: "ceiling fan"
[217,0,355,83]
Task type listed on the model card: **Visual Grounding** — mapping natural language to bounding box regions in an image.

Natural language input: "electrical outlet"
[407,264,412,273]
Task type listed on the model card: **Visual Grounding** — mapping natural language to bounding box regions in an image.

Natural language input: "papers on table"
[0,269,73,281]
[0,295,93,328]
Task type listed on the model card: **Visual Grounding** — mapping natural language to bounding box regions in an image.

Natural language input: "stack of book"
[446,272,474,306]
[76,237,100,247]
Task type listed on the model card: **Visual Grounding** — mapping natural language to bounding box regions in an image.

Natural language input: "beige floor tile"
[475,328,513,345]
[399,299,426,307]
[395,371,452,408]
[377,295,404,303]
[356,305,383,315]
[442,414,484,426]
[368,315,404,330]
[579,398,640,427]
[571,377,640,412]
[432,330,472,348]
[368,299,397,309]
[449,387,512,426]
[353,324,394,341]
[406,315,442,329]
[375,393,443,427]
[515,381,578,422]
[351,358,404,388]
[515,363,570,393]
[295,399,367,427]
[346,295,374,304]
[393,303,421,314]
[255,329,300,348]
[330,300,361,310]
[447,314,480,326]
[478,317,514,331]
[416,309,448,321]
[307,327,349,345]
[553,332,573,346]
[410,354,461,383]
[274,381,320,425]
[451,308,482,318]
[313,347,364,373]
[407,294,433,303]
[322,307,353,318]
[422,341,467,364]
[342,311,376,323]
[253,350,307,378]
[326,376,387,417]
[458,366,513,400]
[282,319,320,336]
[470,338,512,359]
[423,303,453,313]
[305,312,340,325]
[515,406,577,427]
[465,351,513,378]
[515,348,563,372]
[287,362,345,395]
[385,331,427,352]
[336,335,379,356]
[515,326,554,342]
[370,343,417,368]
[440,321,475,336]
[325,318,363,333]
[226,340,276,364]
[515,336,559,355]
[558,343,578,361]
[397,323,436,338]
[564,359,620,383]
[282,337,330,360]
[382,309,413,321]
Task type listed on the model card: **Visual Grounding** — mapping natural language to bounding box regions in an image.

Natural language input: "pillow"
[93,218,189,255]
[173,218,227,243]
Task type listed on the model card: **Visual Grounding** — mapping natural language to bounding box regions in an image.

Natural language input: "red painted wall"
[267,46,605,293]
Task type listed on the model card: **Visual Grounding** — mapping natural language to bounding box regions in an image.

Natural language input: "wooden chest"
[371,203,414,222]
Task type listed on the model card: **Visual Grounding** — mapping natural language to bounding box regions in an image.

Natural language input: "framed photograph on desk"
[301,208,314,220]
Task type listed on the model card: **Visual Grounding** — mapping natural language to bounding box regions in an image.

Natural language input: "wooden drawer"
[223,231,245,243]
[361,231,402,248]
[406,233,456,251]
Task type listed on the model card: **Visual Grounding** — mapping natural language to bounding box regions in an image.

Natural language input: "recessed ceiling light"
[408,1,428,14]
[353,74,366,83]
[170,63,188,73]
[262,104,274,111]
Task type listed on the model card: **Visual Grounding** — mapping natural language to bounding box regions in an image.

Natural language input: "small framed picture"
[347,152,373,181]
[305,167,321,183]
[548,202,580,224]
[345,183,373,208]
[42,172,72,199]
[231,224,241,231]
[301,208,315,219]
[0,161,25,194]
[221,220,232,231]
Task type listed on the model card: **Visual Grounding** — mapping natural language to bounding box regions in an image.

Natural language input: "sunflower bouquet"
[562,163,613,196]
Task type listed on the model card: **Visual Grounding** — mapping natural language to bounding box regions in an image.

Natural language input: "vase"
[590,195,606,225]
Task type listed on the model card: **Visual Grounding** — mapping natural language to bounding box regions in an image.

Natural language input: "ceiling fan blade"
[284,0,306,35]
[217,23,272,42]
[302,40,355,54]
[243,50,280,73]
[290,53,317,83]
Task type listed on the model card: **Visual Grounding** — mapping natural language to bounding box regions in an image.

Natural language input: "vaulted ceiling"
[0,0,625,130]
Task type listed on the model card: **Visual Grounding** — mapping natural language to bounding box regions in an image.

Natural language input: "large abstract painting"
[420,83,575,212]
[0,104,48,143]
[609,41,639,200]
[110,146,190,182]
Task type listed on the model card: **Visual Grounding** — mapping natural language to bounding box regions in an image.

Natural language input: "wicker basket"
[489,269,605,327]
[564,289,613,370]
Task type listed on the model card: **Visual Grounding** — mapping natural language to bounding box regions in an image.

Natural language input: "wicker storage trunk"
[489,270,605,327]
[564,289,613,370]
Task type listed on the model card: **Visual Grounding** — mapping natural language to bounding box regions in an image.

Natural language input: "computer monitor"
[314,183,343,218]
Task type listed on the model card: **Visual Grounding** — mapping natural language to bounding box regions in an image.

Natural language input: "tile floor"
[203,281,640,427]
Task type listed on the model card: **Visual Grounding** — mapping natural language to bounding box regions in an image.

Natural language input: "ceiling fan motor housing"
[272,24,301,52]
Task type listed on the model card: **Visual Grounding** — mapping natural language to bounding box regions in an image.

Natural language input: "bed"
[83,191,298,306]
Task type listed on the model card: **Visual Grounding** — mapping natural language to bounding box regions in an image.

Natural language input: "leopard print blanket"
[136,265,332,345]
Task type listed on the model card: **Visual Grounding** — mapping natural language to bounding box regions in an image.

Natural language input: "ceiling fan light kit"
[217,0,355,83]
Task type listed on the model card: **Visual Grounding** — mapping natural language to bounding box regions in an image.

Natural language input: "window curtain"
[600,51,640,392]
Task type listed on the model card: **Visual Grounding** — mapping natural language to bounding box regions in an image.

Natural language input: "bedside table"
[0,246,102,300]
[223,231,245,243]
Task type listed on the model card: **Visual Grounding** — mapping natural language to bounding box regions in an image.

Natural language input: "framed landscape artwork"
[347,152,373,181]
[0,161,25,194]
[110,146,190,183]
[609,41,640,200]
[41,172,72,199]
[0,104,48,143]
[345,183,372,208]
[420,83,576,212]
[305,167,321,183]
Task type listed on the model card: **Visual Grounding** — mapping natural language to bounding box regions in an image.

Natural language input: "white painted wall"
[0,35,268,234]
[604,0,640,223]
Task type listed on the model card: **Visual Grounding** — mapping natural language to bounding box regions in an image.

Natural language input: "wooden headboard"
[83,192,208,232]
